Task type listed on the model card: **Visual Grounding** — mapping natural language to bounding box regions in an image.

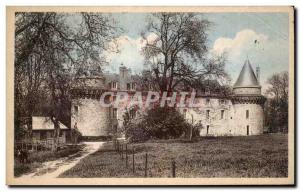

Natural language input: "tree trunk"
[51,118,60,151]
[189,126,193,141]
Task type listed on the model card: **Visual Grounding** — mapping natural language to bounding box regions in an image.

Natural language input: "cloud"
[211,29,289,91]
[211,29,268,57]
[103,33,158,74]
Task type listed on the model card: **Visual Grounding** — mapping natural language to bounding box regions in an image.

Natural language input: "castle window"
[112,108,118,119]
[206,98,210,105]
[130,109,136,119]
[219,99,225,105]
[40,131,47,140]
[111,82,117,89]
[247,125,249,135]
[246,110,249,119]
[127,83,131,90]
[207,125,209,134]
[221,110,225,119]
[183,109,187,119]
[131,83,136,90]
[206,110,210,119]
[74,106,79,115]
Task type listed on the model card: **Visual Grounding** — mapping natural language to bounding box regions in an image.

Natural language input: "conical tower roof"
[234,59,260,88]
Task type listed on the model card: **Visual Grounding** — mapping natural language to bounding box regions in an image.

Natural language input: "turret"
[70,66,110,138]
[233,59,261,95]
[231,59,266,136]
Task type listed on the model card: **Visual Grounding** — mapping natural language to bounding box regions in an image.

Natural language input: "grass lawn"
[14,144,84,177]
[60,134,288,178]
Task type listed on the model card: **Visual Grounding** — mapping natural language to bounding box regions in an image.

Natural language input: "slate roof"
[32,116,68,130]
[234,59,260,88]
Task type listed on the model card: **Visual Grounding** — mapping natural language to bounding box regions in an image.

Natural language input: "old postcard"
[6,6,294,185]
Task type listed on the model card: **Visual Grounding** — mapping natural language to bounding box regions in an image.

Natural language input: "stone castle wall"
[71,95,265,137]
[230,103,264,136]
[184,97,264,136]
[70,63,265,138]
[233,87,261,95]
[71,98,111,137]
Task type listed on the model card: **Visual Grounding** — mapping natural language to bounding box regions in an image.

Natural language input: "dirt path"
[18,142,104,178]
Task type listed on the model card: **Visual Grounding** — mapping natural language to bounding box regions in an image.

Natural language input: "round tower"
[231,59,266,135]
[70,70,112,139]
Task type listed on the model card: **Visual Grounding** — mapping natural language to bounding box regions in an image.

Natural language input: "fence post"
[113,139,115,150]
[125,144,128,168]
[132,147,135,174]
[116,140,119,152]
[121,144,124,160]
[172,160,176,178]
[145,153,148,177]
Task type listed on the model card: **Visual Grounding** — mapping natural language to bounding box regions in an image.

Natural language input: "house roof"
[234,59,260,88]
[32,116,68,130]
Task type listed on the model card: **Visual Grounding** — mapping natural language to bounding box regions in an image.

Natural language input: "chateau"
[70,59,266,138]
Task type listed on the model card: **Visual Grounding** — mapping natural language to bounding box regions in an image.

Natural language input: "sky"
[102,13,290,91]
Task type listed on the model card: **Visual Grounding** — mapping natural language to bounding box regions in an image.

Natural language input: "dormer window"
[111,108,118,119]
[111,82,117,89]
[131,82,136,90]
[127,83,131,90]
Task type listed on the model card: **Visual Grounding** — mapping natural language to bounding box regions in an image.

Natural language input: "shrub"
[143,107,190,139]
[126,122,151,143]
[124,107,190,142]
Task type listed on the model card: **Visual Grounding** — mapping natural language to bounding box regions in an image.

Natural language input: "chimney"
[256,66,260,83]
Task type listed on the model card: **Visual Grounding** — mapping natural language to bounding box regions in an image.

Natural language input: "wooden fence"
[114,139,176,178]
[15,137,66,151]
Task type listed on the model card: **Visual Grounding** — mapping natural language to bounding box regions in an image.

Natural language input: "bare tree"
[15,12,120,149]
[265,71,289,102]
[264,71,289,133]
[141,13,228,93]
